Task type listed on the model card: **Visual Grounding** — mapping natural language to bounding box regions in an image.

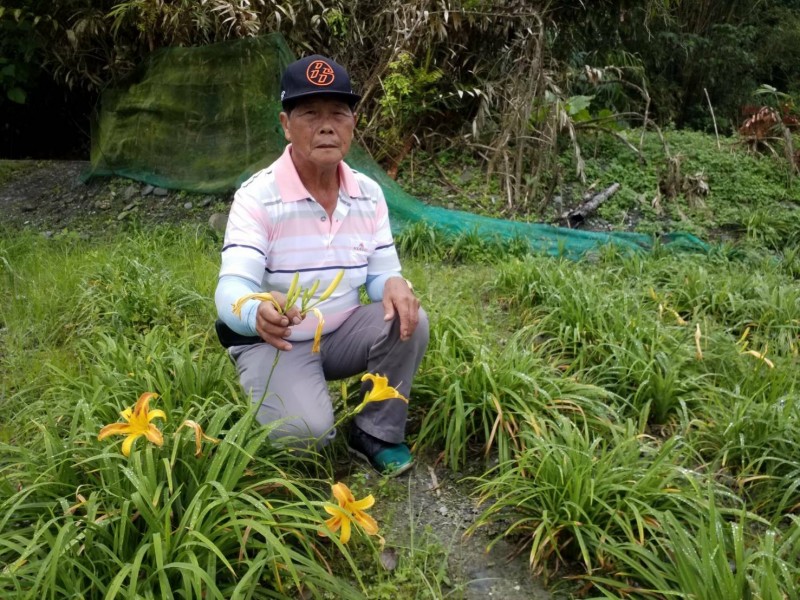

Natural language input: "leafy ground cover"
[399,130,800,247]
[1,130,800,598]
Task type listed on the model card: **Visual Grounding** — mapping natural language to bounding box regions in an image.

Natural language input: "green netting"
[85,34,708,257]
[87,33,294,193]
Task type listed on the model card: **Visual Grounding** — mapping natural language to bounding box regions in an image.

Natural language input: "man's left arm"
[364,193,420,341]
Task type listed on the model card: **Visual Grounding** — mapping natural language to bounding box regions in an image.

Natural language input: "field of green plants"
[2,134,800,598]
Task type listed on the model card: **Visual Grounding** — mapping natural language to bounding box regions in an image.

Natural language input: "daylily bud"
[317,270,345,303]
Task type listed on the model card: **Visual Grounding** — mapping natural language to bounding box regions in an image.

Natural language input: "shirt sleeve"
[365,188,402,302]
[219,186,270,284]
[215,274,262,335]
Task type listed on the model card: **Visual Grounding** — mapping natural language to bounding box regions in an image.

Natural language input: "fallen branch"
[559,183,620,227]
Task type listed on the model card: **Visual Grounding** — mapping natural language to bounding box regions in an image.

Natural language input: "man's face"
[279,97,355,173]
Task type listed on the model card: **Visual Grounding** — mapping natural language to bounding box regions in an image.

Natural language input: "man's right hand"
[255,291,303,351]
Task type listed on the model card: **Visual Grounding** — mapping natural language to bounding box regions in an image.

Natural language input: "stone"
[208,212,228,233]
[141,184,154,196]
[123,185,137,200]
[95,200,111,210]
[153,187,168,196]
[123,202,136,212]
[117,207,137,220]
[183,202,193,210]
[199,196,213,207]
[379,548,398,571]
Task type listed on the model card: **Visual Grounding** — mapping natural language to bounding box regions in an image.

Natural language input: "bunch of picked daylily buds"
[231,269,344,353]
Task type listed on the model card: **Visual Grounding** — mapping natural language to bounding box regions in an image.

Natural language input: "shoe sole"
[347,444,414,478]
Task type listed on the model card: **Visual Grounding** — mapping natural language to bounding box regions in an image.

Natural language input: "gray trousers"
[229,303,429,447]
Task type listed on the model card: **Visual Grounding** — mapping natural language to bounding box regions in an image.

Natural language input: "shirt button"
[321,216,327,221]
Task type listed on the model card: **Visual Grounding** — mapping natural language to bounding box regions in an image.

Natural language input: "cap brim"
[281,90,362,109]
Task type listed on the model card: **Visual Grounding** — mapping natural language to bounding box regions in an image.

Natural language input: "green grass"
[2,168,800,599]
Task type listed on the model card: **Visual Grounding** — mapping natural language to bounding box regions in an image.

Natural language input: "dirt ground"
[360,453,553,599]
[0,161,554,599]
[0,161,230,234]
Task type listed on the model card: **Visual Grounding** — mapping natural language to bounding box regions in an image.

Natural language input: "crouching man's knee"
[258,408,336,450]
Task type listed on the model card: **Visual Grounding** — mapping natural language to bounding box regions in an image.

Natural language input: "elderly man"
[214,54,428,476]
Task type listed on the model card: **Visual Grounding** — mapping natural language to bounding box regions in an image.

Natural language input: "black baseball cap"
[280,54,361,110]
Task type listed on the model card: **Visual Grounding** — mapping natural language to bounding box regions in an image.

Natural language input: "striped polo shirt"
[219,144,401,341]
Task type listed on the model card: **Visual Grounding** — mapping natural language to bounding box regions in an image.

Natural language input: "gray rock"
[199,196,213,207]
[42,231,54,239]
[183,202,193,210]
[141,184,154,196]
[117,207,137,220]
[379,548,398,571]
[123,202,136,212]
[123,185,137,200]
[153,187,168,196]
[95,200,111,210]
[208,212,228,233]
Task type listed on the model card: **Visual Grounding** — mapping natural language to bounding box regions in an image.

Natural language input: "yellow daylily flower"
[231,292,280,318]
[321,482,379,544]
[98,392,166,457]
[355,373,408,414]
[311,307,324,353]
[177,420,220,457]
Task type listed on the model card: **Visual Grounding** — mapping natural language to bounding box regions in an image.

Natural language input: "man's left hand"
[382,277,420,341]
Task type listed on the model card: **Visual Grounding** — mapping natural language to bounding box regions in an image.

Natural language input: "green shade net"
[85,33,708,257]
[87,33,294,193]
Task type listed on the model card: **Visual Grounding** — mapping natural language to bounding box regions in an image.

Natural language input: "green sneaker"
[347,425,414,477]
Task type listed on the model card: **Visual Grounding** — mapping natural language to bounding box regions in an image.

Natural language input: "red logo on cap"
[306,60,335,86]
